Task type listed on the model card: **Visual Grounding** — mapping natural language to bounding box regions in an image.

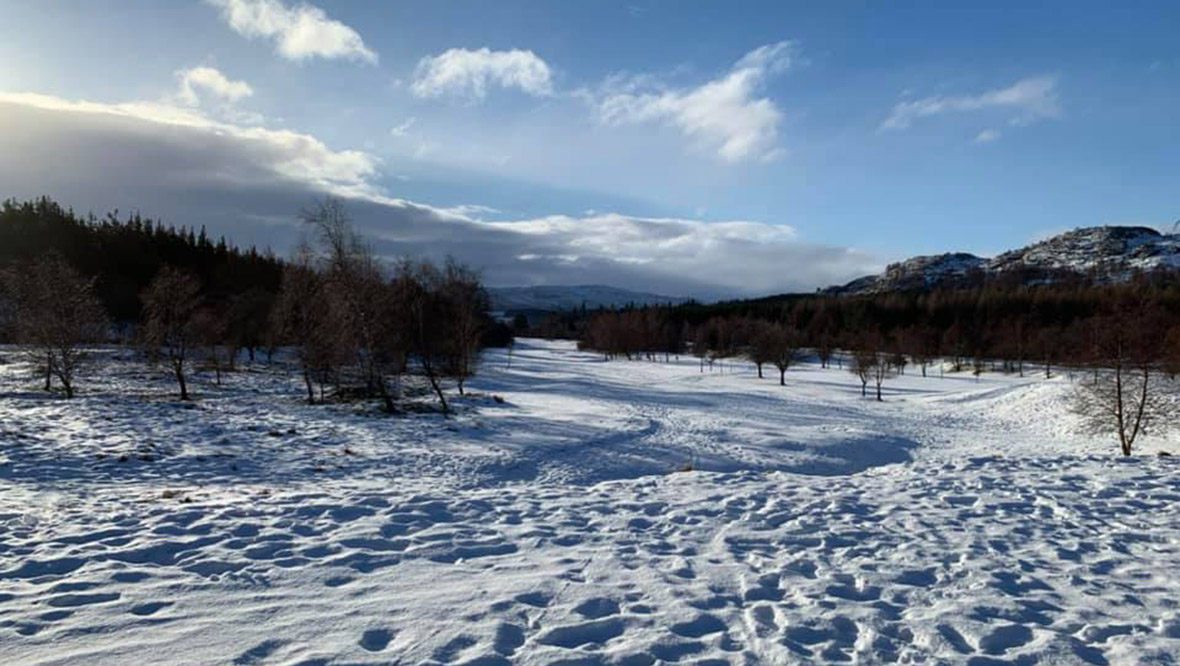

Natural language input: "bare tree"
[1072,307,1174,455]
[942,321,967,372]
[871,352,894,400]
[302,197,400,412]
[692,325,711,372]
[766,323,801,386]
[394,259,450,414]
[141,266,202,400]
[850,348,875,398]
[227,288,274,365]
[11,255,107,398]
[1035,326,1060,379]
[441,258,487,396]
[889,351,908,376]
[850,330,888,399]
[192,305,233,386]
[271,243,344,404]
[749,321,775,379]
[807,308,835,369]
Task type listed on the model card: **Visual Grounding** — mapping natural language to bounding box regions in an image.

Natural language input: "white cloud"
[389,117,416,137]
[594,41,796,164]
[206,0,376,64]
[437,204,501,219]
[175,67,254,106]
[881,76,1060,131]
[974,128,1002,143]
[410,48,553,101]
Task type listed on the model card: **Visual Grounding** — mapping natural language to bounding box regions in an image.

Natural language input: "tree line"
[580,277,1180,455]
[0,197,508,413]
[0,196,284,324]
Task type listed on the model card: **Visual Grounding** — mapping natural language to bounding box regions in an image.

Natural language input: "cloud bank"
[0,91,874,297]
[206,0,377,64]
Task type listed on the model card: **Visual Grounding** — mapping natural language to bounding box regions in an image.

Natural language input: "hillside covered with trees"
[0,196,508,413]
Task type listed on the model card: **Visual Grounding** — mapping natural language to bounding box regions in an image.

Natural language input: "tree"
[141,266,202,400]
[806,307,836,369]
[942,321,967,372]
[303,197,400,412]
[440,258,488,396]
[871,351,894,401]
[850,348,876,398]
[1035,326,1061,379]
[766,324,801,386]
[271,243,343,404]
[889,351,908,376]
[395,260,450,414]
[192,305,233,386]
[226,288,274,364]
[11,254,107,398]
[1072,306,1174,455]
[692,324,711,372]
[850,330,891,400]
[749,322,775,379]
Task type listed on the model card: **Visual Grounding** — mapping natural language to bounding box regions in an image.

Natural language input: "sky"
[0,0,1177,298]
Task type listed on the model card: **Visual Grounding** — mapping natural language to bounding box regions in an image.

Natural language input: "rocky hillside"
[830,225,1180,294]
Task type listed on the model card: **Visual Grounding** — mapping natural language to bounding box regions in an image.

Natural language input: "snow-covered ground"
[2,339,1179,665]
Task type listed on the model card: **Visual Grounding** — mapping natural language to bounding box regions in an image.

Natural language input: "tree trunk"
[304,370,315,405]
[428,374,449,415]
[44,352,52,391]
[876,382,882,401]
[779,368,786,386]
[861,381,867,397]
[757,363,763,379]
[376,376,396,414]
[176,364,189,401]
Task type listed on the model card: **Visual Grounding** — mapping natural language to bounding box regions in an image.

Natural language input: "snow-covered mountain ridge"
[831,225,1180,294]
[488,284,687,312]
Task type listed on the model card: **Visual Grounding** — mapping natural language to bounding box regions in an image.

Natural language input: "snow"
[2,340,1180,665]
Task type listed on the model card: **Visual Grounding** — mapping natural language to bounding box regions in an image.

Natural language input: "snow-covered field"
[2,339,1179,665]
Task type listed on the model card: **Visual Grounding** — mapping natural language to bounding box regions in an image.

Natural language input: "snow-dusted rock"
[832,225,1180,294]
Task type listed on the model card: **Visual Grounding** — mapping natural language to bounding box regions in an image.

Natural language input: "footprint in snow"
[432,634,478,663]
[574,597,620,619]
[128,601,172,616]
[670,613,727,639]
[979,624,1034,655]
[492,623,525,656]
[359,627,394,652]
[537,617,625,648]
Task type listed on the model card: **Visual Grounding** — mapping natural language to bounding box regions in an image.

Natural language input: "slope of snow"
[2,341,1179,665]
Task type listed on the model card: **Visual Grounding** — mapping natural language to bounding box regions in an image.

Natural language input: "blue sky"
[0,1,1177,296]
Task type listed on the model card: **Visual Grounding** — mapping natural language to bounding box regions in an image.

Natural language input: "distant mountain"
[828,226,1180,295]
[487,285,687,313]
